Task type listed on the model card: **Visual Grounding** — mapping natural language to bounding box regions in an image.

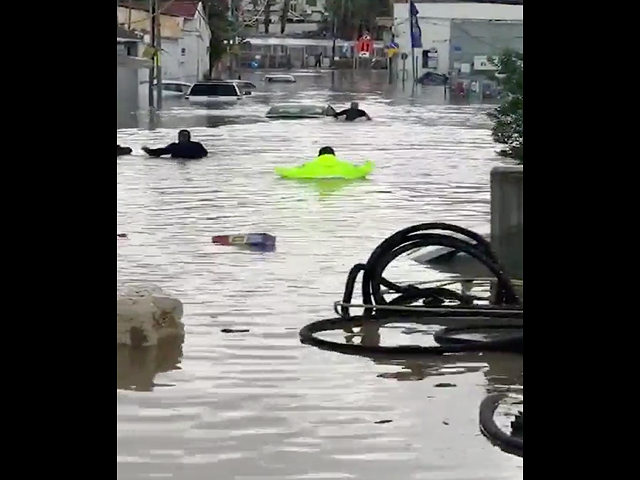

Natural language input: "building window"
[181,48,186,57]
[422,48,439,70]
[307,0,318,6]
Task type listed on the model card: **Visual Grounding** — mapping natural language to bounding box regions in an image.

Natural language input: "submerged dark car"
[417,71,448,86]
[266,104,337,119]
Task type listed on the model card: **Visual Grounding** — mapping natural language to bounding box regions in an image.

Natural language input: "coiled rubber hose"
[339,223,521,321]
[300,222,523,357]
[480,394,524,458]
[299,223,524,458]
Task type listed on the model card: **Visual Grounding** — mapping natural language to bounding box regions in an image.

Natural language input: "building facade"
[393,1,523,79]
[117,28,149,127]
[117,1,211,84]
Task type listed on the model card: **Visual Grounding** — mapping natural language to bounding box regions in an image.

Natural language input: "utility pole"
[331,9,337,67]
[148,0,157,110]
[155,0,163,110]
[229,0,240,79]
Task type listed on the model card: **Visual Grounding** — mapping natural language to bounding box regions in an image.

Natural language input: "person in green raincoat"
[276,147,375,180]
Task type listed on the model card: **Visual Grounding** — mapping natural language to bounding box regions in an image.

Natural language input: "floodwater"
[117,71,523,480]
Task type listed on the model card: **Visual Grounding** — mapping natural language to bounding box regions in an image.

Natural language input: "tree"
[280,0,292,35]
[202,0,234,73]
[325,0,391,39]
[264,0,273,35]
[488,50,524,163]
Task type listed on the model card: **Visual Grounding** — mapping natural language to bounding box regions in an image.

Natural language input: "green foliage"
[281,0,292,35]
[199,0,234,70]
[325,0,391,39]
[488,50,524,163]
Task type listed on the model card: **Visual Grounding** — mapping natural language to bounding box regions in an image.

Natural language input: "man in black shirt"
[117,145,132,157]
[142,130,208,160]
[334,102,372,122]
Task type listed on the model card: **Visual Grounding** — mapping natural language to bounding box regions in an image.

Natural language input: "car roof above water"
[266,104,335,118]
[265,75,296,83]
[188,82,241,96]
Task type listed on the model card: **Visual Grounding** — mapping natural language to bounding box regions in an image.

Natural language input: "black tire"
[300,317,524,357]
[479,394,524,458]
[434,324,523,354]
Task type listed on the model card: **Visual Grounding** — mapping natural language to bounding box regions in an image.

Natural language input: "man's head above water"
[319,147,336,156]
[178,130,192,143]
[350,102,359,109]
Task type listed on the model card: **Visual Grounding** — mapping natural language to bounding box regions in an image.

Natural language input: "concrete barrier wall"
[491,166,523,281]
[117,65,139,128]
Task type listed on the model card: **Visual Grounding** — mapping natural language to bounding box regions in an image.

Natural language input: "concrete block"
[491,166,524,281]
[117,285,185,347]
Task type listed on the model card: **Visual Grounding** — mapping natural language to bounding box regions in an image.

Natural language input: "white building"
[117,28,150,126]
[393,1,523,79]
[117,1,211,83]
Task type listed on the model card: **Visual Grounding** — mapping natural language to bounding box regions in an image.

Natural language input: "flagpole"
[411,47,416,83]
[409,1,423,84]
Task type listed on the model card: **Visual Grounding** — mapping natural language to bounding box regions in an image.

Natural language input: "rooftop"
[117,25,142,42]
[118,0,201,19]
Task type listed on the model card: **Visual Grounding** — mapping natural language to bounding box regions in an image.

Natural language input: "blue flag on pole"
[410,1,423,49]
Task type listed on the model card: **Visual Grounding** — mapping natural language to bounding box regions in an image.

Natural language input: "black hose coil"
[339,223,521,321]
[480,394,524,458]
[299,223,524,458]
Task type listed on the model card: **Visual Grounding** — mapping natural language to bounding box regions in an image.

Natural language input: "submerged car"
[140,80,192,98]
[185,81,243,105]
[231,80,257,95]
[266,104,337,119]
[265,74,297,84]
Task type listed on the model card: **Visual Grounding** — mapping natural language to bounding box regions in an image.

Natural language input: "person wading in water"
[142,130,208,160]
[334,102,372,122]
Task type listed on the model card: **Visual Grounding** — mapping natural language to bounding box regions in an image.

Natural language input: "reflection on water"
[117,337,184,392]
[117,71,522,479]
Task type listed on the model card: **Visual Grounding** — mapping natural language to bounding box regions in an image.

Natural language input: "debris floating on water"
[212,233,277,252]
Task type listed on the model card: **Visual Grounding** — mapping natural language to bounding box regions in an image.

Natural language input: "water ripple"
[117,72,523,480]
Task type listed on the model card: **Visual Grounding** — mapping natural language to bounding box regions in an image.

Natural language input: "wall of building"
[449,20,523,70]
[175,4,211,82]
[117,64,140,128]
[393,2,523,76]
[117,41,148,128]
[117,7,184,38]
[119,5,210,84]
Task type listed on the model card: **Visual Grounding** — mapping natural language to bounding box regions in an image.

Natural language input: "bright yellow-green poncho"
[275,155,375,180]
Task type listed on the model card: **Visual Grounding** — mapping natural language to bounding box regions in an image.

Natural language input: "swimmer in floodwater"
[142,130,208,160]
[334,102,372,122]
[318,147,336,156]
[117,145,132,157]
[299,147,336,167]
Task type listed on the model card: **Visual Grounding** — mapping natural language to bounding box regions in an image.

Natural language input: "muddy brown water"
[117,71,523,479]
